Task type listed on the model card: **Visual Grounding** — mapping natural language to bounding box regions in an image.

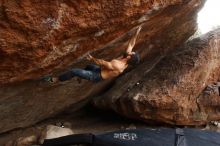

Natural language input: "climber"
[45,26,141,83]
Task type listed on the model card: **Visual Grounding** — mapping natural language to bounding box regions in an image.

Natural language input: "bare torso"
[100,58,129,79]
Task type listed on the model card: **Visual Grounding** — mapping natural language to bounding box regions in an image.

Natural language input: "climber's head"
[127,52,140,66]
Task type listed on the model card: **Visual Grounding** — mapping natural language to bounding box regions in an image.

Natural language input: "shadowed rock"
[94,29,220,125]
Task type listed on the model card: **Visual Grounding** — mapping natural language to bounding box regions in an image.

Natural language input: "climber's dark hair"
[122,51,129,58]
[127,52,140,66]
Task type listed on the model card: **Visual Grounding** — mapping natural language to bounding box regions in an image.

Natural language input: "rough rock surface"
[0,0,203,84]
[0,0,204,133]
[94,29,220,125]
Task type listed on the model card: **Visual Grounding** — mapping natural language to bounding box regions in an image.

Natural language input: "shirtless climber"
[45,26,141,83]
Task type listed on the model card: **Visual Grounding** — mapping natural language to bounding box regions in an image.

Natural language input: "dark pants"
[58,64,102,82]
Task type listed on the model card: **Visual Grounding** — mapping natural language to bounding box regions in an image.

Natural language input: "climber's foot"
[42,76,58,83]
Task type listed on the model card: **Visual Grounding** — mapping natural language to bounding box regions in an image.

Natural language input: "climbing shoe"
[42,76,54,83]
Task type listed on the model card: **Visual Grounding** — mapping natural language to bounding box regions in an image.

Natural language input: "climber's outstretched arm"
[87,54,113,70]
[125,26,142,54]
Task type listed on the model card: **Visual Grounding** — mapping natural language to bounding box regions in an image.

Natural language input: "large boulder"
[0,0,204,84]
[94,29,220,125]
[0,0,204,133]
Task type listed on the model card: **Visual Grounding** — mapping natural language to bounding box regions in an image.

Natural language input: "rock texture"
[0,0,204,133]
[94,29,220,125]
[0,0,203,84]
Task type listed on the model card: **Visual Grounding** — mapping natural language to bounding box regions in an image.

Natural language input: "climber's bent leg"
[58,68,102,82]
[84,64,101,72]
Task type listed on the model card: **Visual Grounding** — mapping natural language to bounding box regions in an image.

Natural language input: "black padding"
[93,128,176,146]
[183,128,220,146]
[42,133,94,146]
[42,128,220,146]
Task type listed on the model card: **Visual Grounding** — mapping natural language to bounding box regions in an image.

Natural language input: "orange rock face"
[0,0,201,84]
[94,29,220,125]
[0,0,204,133]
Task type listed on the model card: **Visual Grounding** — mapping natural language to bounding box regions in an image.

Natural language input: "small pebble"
[210,121,220,127]
[126,124,137,130]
